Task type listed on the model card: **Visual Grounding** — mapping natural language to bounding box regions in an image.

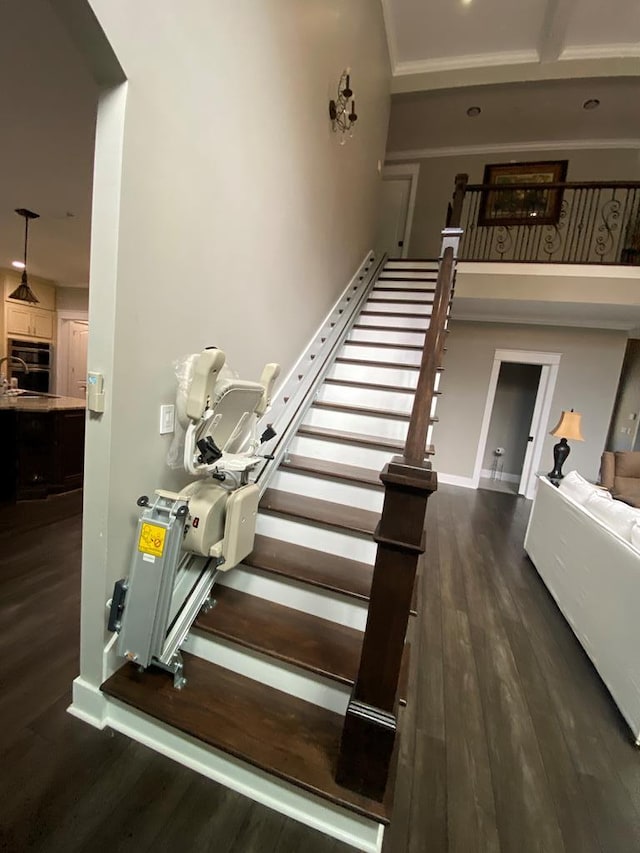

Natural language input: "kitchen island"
[0,394,86,501]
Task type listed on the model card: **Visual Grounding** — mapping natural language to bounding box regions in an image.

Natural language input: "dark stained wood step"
[373,286,436,294]
[335,356,443,372]
[377,275,438,281]
[260,488,379,537]
[194,586,363,686]
[243,534,419,619]
[360,310,433,320]
[101,654,391,824]
[245,534,374,600]
[282,453,383,488]
[367,297,434,306]
[312,400,438,424]
[323,377,441,395]
[297,423,436,454]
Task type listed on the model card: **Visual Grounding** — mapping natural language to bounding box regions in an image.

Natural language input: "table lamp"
[548,409,584,481]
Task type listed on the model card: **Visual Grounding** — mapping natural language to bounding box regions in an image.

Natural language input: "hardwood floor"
[2,485,640,852]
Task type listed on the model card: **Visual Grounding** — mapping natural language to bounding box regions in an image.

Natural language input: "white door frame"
[381,163,420,259]
[472,349,561,500]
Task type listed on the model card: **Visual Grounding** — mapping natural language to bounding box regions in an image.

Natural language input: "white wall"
[71,0,391,687]
[434,321,627,483]
[386,147,640,257]
[56,286,89,313]
[607,339,640,452]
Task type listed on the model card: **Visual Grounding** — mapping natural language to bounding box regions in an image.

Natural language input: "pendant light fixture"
[9,208,40,304]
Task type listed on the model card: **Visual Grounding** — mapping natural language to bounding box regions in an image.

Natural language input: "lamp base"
[548,437,570,480]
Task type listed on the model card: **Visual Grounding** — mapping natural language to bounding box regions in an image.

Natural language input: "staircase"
[101,255,453,852]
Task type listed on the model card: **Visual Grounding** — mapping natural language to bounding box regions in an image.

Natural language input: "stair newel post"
[335,228,462,801]
[449,173,468,230]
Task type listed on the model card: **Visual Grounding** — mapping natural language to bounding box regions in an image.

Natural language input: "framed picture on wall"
[478,160,568,227]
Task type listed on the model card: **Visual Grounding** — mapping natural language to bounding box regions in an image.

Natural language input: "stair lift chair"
[108,348,280,687]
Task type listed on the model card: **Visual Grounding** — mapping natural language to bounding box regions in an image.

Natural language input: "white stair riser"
[288,435,395,471]
[219,564,369,629]
[376,275,437,285]
[349,328,425,346]
[427,424,434,446]
[317,383,415,414]
[383,262,438,272]
[329,362,418,388]
[270,469,384,513]
[341,343,422,367]
[364,300,432,316]
[256,512,377,563]
[303,407,408,442]
[183,632,351,715]
[357,314,429,330]
[371,287,434,299]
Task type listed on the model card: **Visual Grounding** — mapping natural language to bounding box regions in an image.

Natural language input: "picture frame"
[478,160,568,227]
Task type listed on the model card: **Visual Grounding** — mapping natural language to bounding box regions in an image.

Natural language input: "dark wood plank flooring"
[2,486,640,852]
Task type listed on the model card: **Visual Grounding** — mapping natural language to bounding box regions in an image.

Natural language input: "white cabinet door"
[31,308,54,340]
[6,303,32,337]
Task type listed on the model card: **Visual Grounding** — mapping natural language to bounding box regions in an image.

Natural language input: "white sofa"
[524,474,640,744]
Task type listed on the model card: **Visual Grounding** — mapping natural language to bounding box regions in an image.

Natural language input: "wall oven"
[8,339,52,393]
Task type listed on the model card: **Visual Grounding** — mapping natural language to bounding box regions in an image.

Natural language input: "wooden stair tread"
[360,310,433,320]
[297,423,437,454]
[194,586,363,686]
[367,297,434,305]
[335,356,443,372]
[245,534,374,600]
[324,377,441,395]
[373,286,435,293]
[261,488,379,536]
[282,453,383,488]
[101,654,390,823]
[312,400,438,424]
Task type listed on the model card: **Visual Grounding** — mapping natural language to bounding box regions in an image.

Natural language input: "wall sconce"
[329,69,358,144]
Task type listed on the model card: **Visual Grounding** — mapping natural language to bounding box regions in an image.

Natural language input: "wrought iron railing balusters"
[456,178,640,265]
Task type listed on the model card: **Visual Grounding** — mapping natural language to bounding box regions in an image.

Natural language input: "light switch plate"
[160,404,175,435]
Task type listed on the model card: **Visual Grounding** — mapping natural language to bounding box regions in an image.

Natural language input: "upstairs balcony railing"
[451,174,640,265]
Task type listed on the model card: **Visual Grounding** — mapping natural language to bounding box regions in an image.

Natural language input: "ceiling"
[382,0,640,93]
[0,0,98,288]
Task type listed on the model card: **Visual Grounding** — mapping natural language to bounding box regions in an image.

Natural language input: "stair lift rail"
[253,251,386,497]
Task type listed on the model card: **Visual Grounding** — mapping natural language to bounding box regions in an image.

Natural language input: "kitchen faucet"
[0,356,29,394]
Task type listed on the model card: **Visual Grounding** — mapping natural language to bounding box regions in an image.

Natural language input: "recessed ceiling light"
[466,106,481,117]
[462,0,473,5]
[11,260,25,269]
[583,98,600,110]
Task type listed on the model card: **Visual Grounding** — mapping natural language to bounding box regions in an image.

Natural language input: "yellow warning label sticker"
[138,522,166,558]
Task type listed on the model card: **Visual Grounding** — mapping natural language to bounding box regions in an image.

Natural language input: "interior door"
[376,177,411,258]
[519,365,549,497]
[67,321,89,398]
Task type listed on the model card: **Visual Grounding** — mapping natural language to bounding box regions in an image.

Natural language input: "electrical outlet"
[159,404,175,435]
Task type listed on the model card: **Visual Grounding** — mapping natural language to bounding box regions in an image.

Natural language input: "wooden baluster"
[336,225,460,800]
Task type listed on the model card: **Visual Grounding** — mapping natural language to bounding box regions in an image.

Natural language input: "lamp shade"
[549,409,584,441]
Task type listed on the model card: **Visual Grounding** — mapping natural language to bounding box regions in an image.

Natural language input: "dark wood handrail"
[403,246,453,465]
[466,179,640,192]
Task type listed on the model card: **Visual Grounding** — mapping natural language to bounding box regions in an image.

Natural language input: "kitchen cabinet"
[0,404,85,501]
[6,303,54,341]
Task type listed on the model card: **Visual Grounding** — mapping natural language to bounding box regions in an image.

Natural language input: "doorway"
[479,363,542,494]
[376,164,419,258]
[473,349,562,499]
[56,318,89,398]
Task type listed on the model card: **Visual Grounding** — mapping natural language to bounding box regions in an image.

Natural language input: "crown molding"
[386,138,640,161]
[394,50,537,78]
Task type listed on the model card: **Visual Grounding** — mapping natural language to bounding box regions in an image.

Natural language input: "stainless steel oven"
[8,339,52,393]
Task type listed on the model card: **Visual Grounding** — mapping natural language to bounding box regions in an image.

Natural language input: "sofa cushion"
[559,470,610,505]
[585,491,640,541]
[614,451,640,478]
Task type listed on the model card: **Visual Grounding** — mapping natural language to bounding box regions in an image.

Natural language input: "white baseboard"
[103,697,384,853]
[68,676,108,729]
[480,468,521,484]
[437,473,477,489]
